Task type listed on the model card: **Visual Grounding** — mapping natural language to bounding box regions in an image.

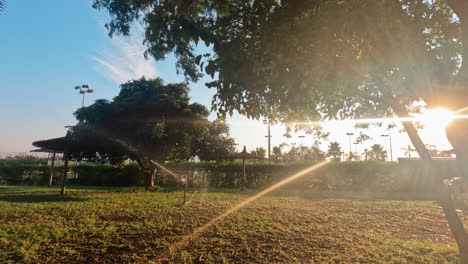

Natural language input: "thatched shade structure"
[230,146,260,191]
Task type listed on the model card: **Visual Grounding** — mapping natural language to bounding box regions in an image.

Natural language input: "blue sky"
[0,1,454,159]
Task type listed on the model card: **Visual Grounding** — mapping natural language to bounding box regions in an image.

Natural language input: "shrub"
[0,159,455,191]
[72,163,144,186]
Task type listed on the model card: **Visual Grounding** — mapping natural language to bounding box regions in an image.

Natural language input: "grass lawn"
[0,185,462,263]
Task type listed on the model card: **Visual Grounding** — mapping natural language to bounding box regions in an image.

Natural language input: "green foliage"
[250,147,266,160]
[0,162,50,185]
[71,78,236,166]
[71,163,144,186]
[369,144,387,161]
[93,0,460,120]
[326,141,342,160]
[0,157,47,167]
[0,160,457,192]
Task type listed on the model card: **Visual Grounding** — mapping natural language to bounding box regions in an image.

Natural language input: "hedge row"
[0,163,144,187]
[0,160,458,192]
[164,160,446,192]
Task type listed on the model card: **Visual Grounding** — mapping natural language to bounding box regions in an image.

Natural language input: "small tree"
[355,132,371,145]
[401,145,417,158]
[251,147,266,161]
[369,144,387,161]
[309,146,326,161]
[326,142,342,161]
[271,146,282,162]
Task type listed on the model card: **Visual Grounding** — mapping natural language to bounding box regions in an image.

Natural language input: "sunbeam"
[159,161,329,260]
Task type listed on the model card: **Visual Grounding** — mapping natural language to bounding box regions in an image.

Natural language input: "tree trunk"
[437,2,468,262]
[150,167,157,187]
[143,166,157,188]
[392,102,468,262]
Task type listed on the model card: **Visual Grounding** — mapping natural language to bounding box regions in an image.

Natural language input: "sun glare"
[419,108,454,127]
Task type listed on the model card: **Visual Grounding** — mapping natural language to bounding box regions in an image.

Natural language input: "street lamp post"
[263,119,271,164]
[388,129,393,162]
[74,84,94,107]
[346,133,354,162]
[298,135,305,146]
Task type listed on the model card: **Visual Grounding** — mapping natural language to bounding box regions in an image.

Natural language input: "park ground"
[0,186,463,263]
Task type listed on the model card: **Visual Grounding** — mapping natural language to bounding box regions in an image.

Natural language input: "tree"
[194,121,237,161]
[368,144,387,161]
[93,0,468,258]
[93,0,458,118]
[308,146,326,161]
[345,152,361,162]
[326,142,342,161]
[401,145,417,158]
[355,132,371,145]
[73,77,234,187]
[285,146,300,163]
[251,147,266,160]
[425,144,454,158]
[271,146,282,162]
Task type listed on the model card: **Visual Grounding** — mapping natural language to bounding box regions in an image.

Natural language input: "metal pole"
[384,137,389,161]
[82,92,85,107]
[347,133,353,162]
[268,122,271,164]
[389,130,393,162]
[349,135,352,162]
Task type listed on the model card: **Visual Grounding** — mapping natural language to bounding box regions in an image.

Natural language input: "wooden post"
[183,165,187,204]
[60,132,71,196]
[49,151,56,187]
[242,158,246,191]
[60,153,68,196]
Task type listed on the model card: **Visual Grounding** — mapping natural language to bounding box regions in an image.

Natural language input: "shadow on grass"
[0,194,87,203]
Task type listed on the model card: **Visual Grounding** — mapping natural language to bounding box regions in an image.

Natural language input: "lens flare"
[420,108,454,126]
[159,161,328,260]
[284,109,463,128]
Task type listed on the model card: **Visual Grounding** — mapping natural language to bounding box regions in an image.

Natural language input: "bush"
[0,159,455,191]
[71,163,144,186]
[164,160,445,192]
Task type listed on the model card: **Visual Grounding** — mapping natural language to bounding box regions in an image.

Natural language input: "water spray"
[160,161,329,260]
[150,160,196,205]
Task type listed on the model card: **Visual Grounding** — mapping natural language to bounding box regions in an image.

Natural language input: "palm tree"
[346,152,361,161]
[327,141,342,161]
[401,145,416,158]
[369,144,387,161]
[355,132,371,144]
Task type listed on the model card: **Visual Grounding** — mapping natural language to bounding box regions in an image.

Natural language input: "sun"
[419,108,454,127]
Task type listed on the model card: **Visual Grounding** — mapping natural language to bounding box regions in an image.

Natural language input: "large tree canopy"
[67,78,236,186]
[93,0,460,121]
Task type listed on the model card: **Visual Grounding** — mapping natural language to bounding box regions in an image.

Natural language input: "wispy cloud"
[92,24,158,84]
